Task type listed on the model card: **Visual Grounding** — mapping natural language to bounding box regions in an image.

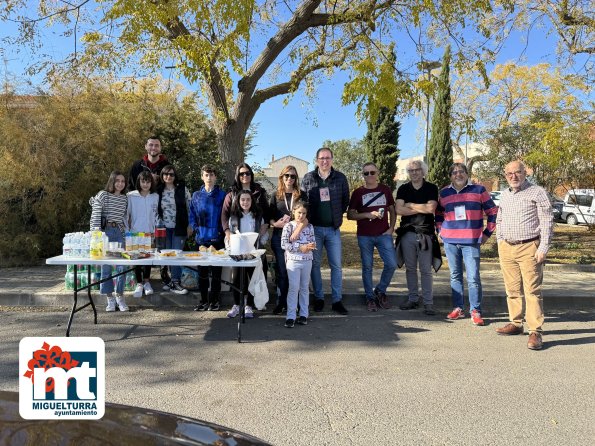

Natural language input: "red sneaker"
[446,307,465,320]
[471,310,485,326]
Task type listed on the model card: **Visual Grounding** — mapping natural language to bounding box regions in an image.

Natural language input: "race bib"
[454,205,467,221]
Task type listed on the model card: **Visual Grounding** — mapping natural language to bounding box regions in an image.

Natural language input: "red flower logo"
[23,342,80,393]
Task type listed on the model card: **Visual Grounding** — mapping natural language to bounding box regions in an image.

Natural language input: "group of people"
[349,156,552,350]
[91,136,553,349]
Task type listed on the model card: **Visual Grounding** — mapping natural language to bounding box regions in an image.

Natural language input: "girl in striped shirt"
[90,171,129,312]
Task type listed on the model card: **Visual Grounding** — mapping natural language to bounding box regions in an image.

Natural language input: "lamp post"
[417,60,441,163]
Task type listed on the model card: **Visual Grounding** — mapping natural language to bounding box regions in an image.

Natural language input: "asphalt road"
[1,306,594,445]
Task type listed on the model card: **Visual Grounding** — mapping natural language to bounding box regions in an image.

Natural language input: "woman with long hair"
[156,165,192,295]
[221,163,269,244]
[268,165,307,314]
[90,170,129,312]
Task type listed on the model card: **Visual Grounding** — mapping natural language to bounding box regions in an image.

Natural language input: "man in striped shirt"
[495,160,553,350]
[436,163,498,326]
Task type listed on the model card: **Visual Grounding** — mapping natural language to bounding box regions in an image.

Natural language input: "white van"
[561,189,595,225]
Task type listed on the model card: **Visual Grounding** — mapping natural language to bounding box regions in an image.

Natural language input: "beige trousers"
[498,240,544,333]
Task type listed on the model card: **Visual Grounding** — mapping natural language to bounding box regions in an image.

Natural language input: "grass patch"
[286,217,595,268]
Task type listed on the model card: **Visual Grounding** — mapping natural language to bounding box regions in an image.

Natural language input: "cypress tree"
[364,106,400,187]
[426,45,453,189]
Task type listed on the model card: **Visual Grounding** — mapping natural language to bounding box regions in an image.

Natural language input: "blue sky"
[1,5,582,172]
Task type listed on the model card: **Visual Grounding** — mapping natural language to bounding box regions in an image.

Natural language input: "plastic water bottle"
[64,272,75,290]
[102,232,109,257]
[83,233,89,256]
[125,232,133,251]
[62,234,70,257]
[90,231,104,259]
[71,232,81,258]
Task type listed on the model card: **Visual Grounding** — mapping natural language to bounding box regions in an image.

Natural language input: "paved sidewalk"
[1,263,593,311]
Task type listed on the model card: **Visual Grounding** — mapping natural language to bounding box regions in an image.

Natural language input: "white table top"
[46,255,261,268]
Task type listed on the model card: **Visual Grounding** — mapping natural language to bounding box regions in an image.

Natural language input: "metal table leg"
[238,268,245,343]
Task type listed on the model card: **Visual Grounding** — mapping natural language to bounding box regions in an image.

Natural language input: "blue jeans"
[271,231,288,306]
[311,226,342,303]
[357,234,397,300]
[100,227,125,295]
[165,228,186,281]
[443,242,482,311]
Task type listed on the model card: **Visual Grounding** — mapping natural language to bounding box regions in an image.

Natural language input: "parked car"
[490,191,501,206]
[561,189,595,225]
[0,390,270,445]
[550,195,564,221]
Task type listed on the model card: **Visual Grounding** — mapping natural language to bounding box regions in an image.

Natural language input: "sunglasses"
[239,171,251,177]
[283,174,297,180]
[363,171,376,176]
[162,172,175,177]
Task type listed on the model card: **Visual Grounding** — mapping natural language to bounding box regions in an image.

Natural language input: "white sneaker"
[143,282,154,295]
[115,294,129,312]
[227,304,240,318]
[244,305,254,319]
[105,295,116,312]
[133,284,144,298]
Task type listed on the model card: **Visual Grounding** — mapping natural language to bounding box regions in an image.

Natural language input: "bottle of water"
[102,232,109,258]
[90,231,104,259]
[71,232,81,258]
[81,232,91,258]
[62,233,72,257]
[125,232,133,251]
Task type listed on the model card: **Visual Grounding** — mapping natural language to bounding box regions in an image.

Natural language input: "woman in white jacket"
[126,171,159,298]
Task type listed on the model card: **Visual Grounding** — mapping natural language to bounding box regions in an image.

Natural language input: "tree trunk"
[217,121,247,186]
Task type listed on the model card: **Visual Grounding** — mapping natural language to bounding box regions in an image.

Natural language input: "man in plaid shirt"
[495,160,553,350]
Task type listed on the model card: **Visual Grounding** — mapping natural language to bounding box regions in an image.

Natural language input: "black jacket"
[301,167,349,229]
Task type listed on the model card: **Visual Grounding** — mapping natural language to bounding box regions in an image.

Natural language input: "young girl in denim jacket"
[281,201,315,328]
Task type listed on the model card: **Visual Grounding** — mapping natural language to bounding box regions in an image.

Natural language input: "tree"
[426,46,453,189]
[2,1,510,184]
[450,60,593,181]
[322,139,367,193]
[506,1,595,58]
[478,109,595,193]
[364,106,400,187]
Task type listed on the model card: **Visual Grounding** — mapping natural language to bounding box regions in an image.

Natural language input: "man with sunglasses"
[435,163,498,326]
[347,162,397,312]
[128,136,170,190]
[301,147,350,315]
